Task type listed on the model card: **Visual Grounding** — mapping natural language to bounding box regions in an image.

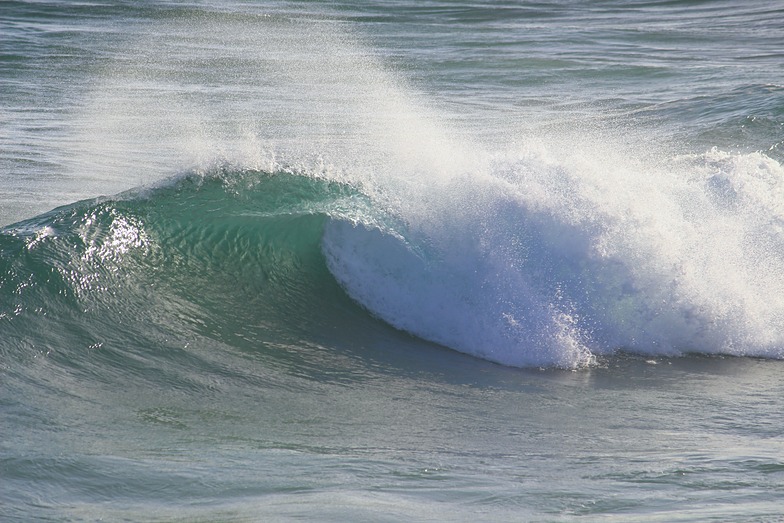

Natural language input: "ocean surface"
[2,0,784,520]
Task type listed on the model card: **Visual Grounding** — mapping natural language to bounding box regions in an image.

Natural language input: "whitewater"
[2,1,784,521]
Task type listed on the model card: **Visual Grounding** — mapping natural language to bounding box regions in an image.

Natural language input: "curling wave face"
[3,149,784,370]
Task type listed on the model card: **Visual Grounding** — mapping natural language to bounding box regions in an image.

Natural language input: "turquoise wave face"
[0,170,389,385]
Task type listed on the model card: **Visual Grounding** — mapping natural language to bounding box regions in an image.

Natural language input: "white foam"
[323,141,784,368]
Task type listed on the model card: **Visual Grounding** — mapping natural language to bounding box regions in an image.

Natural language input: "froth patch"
[322,146,784,367]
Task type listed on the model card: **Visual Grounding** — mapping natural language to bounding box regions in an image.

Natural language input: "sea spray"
[32,1,784,368]
[69,8,462,202]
